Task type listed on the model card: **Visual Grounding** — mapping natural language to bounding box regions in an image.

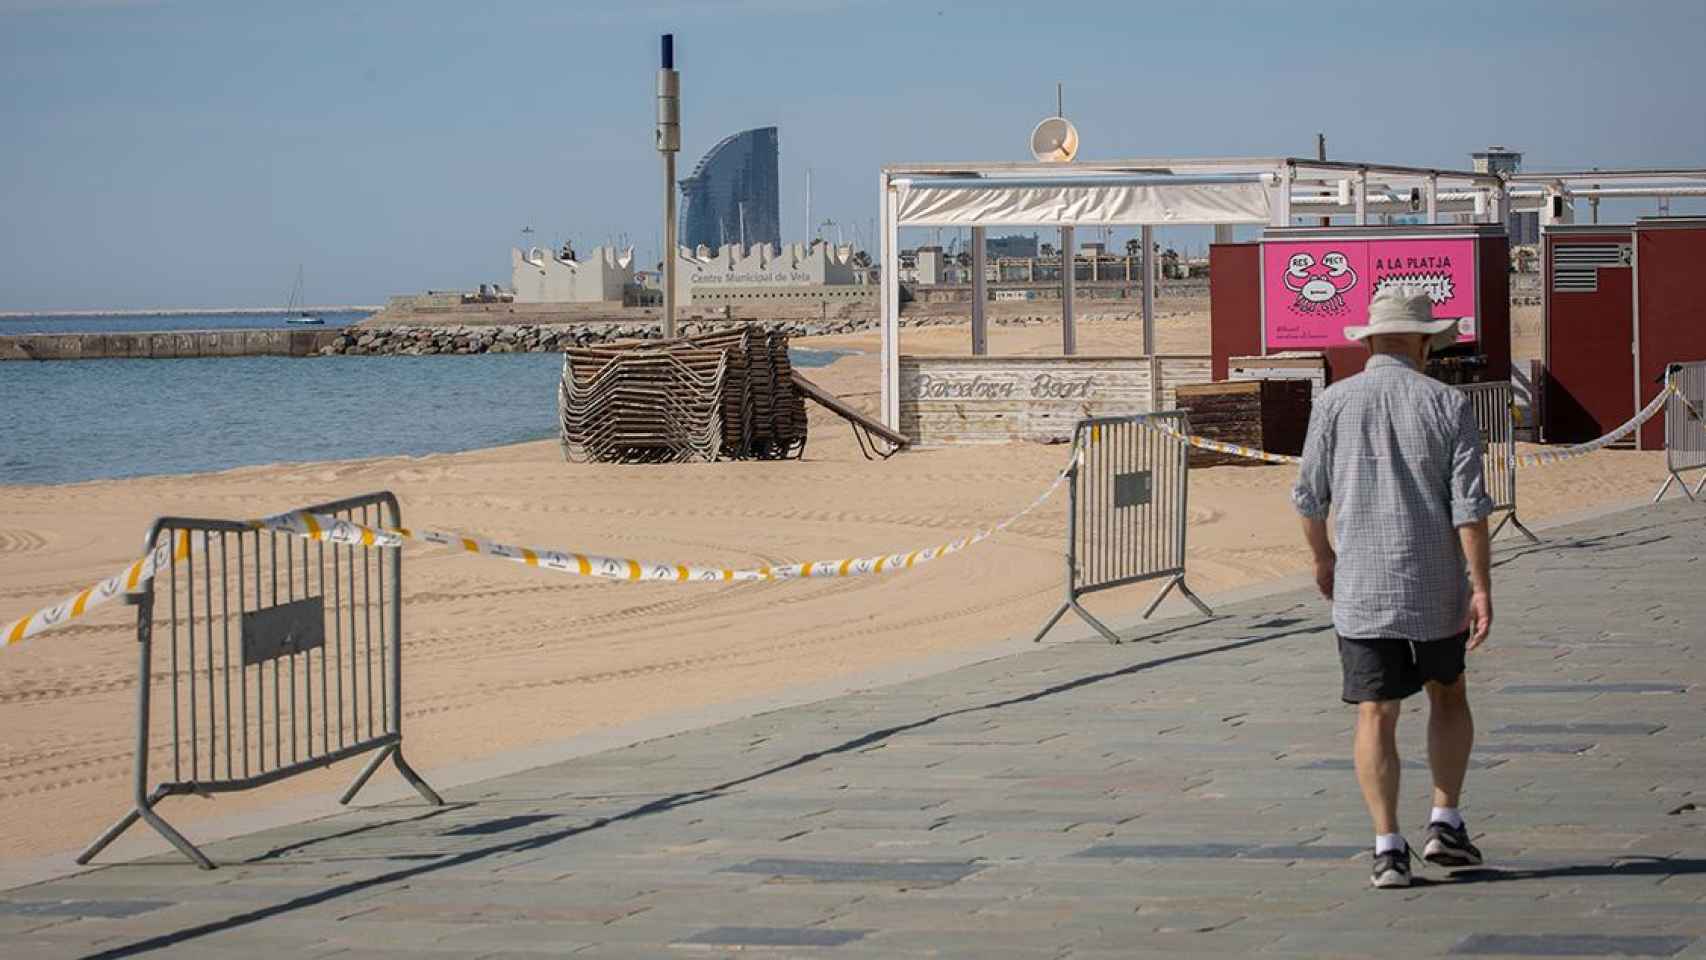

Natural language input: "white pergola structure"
[877,157,1505,430]
[1503,169,1706,225]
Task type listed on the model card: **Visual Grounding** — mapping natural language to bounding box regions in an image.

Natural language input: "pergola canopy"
[892,173,1273,227]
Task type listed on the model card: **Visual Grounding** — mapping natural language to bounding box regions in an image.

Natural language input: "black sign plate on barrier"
[242,596,325,666]
[1114,471,1152,508]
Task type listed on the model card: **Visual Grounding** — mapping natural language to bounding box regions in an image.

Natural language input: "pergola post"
[1354,169,1369,225]
[1140,224,1156,357]
[1061,225,1076,355]
[970,225,988,355]
[880,174,901,430]
[1425,174,1439,224]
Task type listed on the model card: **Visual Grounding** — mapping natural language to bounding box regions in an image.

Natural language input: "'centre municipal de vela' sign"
[1262,237,1478,350]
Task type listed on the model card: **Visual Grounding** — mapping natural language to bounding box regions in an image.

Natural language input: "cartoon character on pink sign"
[1280,250,1359,315]
[1264,237,1477,348]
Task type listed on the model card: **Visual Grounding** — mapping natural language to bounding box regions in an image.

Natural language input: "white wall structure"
[677,240,864,304]
[511,246,635,303]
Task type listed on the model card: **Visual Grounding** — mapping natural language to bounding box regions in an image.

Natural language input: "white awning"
[892,174,1273,227]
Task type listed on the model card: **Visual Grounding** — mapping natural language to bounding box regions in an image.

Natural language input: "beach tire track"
[0,529,49,555]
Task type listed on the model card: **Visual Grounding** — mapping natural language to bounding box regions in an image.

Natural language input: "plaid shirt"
[1291,354,1494,641]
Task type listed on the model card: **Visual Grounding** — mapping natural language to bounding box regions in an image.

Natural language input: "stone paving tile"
[8,502,1706,957]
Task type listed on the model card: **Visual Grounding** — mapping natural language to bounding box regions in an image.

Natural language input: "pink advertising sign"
[1262,237,1478,349]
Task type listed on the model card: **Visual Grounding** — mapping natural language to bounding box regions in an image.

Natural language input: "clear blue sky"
[2,0,1703,310]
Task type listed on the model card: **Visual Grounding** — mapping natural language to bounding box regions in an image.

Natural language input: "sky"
[1,0,1704,311]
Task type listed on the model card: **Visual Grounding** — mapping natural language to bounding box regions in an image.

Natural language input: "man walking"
[1291,286,1495,889]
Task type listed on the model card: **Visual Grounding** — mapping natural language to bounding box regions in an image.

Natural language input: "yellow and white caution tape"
[2,530,191,649]
[255,447,1079,583]
[4,448,1080,650]
[1154,425,1302,466]
[1515,384,1675,467]
[1155,383,1683,469]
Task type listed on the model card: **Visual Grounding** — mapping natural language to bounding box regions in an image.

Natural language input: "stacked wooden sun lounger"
[558,328,808,463]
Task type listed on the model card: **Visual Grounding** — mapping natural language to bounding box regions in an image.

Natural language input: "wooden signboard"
[898,355,1211,445]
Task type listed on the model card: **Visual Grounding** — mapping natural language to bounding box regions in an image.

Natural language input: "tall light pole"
[657,34,680,338]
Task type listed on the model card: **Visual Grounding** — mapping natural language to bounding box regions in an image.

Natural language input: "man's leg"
[1354,699,1403,835]
[1425,675,1474,809]
[1421,673,1484,866]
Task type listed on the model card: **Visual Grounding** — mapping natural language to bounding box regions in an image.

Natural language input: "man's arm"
[1301,515,1335,600]
[1458,519,1492,649]
[1449,396,1496,649]
[1291,400,1335,600]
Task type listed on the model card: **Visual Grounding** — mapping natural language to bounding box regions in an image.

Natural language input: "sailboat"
[284,265,323,325]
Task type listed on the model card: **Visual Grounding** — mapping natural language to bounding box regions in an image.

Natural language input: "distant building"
[679,127,781,252]
[1471,145,1540,245]
[986,233,1039,259]
[676,240,869,305]
[511,244,634,303]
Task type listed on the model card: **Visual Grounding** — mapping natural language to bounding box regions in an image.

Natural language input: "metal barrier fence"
[1656,360,1706,502]
[77,492,442,869]
[1032,412,1212,644]
[1458,381,1539,543]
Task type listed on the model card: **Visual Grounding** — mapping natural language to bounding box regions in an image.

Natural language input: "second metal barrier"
[1656,360,1706,502]
[1033,412,1212,645]
[1458,381,1539,543]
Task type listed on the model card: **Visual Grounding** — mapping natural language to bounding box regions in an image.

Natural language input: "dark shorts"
[1338,631,1469,703]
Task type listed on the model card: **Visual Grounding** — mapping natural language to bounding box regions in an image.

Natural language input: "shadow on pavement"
[76,619,1327,959]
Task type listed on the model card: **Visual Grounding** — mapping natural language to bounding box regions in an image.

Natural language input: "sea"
[0,312,850,486]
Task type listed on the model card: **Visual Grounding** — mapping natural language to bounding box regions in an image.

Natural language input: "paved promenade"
[5,501,1705,958]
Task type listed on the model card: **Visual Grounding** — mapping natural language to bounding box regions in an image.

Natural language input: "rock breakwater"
[317,314,1076,356]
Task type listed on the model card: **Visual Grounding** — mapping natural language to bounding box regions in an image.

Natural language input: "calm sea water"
[0,311,373,335]
[0,349,850,486]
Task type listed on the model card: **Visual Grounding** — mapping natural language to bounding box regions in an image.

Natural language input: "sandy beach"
[0,301,1667,865]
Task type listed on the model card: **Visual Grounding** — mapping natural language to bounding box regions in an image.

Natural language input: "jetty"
[0,328,341,362]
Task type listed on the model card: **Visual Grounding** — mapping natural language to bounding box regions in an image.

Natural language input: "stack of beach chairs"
[558,328,808,463]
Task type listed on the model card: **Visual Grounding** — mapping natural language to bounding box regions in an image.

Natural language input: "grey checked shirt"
[1291,354,1494,641]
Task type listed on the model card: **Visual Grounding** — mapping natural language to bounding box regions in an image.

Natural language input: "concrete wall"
[0,328,341,361]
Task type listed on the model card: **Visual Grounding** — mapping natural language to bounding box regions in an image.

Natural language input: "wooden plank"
[792,370,909,448]
[899,355,1156,445]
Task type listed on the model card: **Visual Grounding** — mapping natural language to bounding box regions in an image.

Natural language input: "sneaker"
[1422,820,1483,867]
[1371,844,1413,888]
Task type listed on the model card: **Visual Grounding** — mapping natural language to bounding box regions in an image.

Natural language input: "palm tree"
[1124,238,1140,257]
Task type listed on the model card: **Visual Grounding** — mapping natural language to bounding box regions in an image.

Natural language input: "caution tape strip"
[1514,384,1675,467]
[2,531,192,650]
[3,447,1081,651]
[1157,384,1683,469]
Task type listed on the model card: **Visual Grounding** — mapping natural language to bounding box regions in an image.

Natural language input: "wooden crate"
[1229,353,1327,398]
[1174,379,1313,467]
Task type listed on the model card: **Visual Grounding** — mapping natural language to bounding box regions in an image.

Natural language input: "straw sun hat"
[1343,285,1459,351]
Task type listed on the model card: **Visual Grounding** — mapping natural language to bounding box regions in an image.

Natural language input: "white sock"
[1430,806,1464,829]
[1375,832,1406,854]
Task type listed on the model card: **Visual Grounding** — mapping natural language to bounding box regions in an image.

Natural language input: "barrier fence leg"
[1069,600,1125,645]
[1172,578,1215,618]
[1654,471,1701,503]
[1030,601,1071,644]
[1508,515,1541,544]
[1141,575,1214,621]
[392,749,444,806]
[1653,474,1678,503]
[339,744,395,805]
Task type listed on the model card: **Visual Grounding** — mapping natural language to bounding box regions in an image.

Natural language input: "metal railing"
[1656,360,1706,502]
[1033,412,1212,644]
[77,492,442,869]
[1458,381,1539,544]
